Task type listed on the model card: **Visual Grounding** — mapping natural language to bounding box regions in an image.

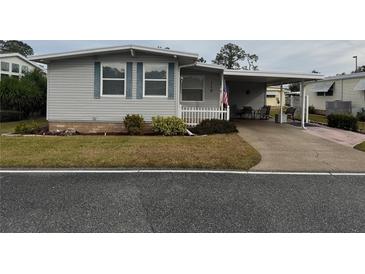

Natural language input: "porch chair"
[285,107,296,121]
[258,105,271,120]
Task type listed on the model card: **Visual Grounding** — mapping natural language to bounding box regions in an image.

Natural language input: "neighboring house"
[266,85,289,107]
[29,45,322,133]
[305,72,365,116]
[0,53,46,80]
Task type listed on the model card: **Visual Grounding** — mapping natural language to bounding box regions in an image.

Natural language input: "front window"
[181,75,204,101]
[144,63,167,97]
[12,63,20,73]
[21,65,29,74]
[1,62,9,72]
[101,62,125,96]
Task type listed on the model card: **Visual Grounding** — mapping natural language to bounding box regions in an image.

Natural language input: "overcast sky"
[25,40,365,76]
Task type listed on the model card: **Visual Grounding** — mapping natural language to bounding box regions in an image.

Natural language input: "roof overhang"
[224,69,324,85]
[28,45,199,64]
[180,62,225,73]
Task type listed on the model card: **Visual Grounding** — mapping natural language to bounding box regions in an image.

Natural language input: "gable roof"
[28,45,199,63]
[0,53,46,72]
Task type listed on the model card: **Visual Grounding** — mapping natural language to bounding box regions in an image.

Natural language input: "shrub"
[0,69,46,117]
[357,108,365,122]
[191,119,238,135]
[152,116,187,136]
[308,105,316,114]
[123,114,145,135]
[327,114,358,131]
[14,121,41,134]
[0,110,25,122]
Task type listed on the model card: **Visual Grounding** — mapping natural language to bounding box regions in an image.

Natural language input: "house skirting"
[48,121,153,134]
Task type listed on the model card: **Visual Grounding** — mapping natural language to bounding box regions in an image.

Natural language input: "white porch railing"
[179,105,230,126]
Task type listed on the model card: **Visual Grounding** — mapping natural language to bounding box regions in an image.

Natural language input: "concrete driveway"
[236,120,365,172]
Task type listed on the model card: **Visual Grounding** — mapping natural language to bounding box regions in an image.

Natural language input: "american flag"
[222,81,229,106]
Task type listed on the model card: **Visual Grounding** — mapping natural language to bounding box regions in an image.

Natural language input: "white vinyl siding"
[306,77,365,116]
[47,56,178,122]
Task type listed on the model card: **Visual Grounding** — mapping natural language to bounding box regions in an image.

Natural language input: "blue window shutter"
[94,62,101,99]
[168,62,175,99]
[126,62,133,99]
[136,62,143,99]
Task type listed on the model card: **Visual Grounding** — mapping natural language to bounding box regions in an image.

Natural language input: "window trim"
[1,61,10,72]
[143,63,168,98]
[11,63,20,73]
[100,62,126,97]
[181,75,205,102]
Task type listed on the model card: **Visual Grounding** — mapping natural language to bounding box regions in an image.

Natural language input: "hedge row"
[123,115,237,136]
[327,114,358,131]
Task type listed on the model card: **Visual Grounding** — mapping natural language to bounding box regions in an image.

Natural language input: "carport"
[224,69,324,128]
[178,62,323,128]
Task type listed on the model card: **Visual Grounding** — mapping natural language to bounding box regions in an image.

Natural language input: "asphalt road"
[1,172,364,232]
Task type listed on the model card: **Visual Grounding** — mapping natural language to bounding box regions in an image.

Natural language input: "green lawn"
[0,134,261,170]
[354,141,365,152]
[0,117,47,134]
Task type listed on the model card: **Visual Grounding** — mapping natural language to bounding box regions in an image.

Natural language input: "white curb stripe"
[0,169,364,176]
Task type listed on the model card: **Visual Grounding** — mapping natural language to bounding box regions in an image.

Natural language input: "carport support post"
[280,84,283,124]
[220,72,224,110]
[300,81,306,129]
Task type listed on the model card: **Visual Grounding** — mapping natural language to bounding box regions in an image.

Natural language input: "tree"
[243,54,259,70]
[288,83,300,92]
[0,40,34,56]
[212,43,258,70]
[197,57,206,63]
[0,69,47,117]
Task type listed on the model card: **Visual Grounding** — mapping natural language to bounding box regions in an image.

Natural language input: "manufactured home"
[0,53,46,80]
[29,45,323,133]
[305,72,365,116]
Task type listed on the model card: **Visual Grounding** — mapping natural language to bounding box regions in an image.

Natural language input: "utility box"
[326,100,352,115]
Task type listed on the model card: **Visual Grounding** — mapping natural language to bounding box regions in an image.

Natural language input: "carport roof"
[224,69,324,85]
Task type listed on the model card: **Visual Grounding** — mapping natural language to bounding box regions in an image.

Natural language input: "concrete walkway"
[305,123,365,147]
[236,120,365,172]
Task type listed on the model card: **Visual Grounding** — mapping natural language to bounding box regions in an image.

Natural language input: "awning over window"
[353,79,365,91]
[312,81,334,92]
